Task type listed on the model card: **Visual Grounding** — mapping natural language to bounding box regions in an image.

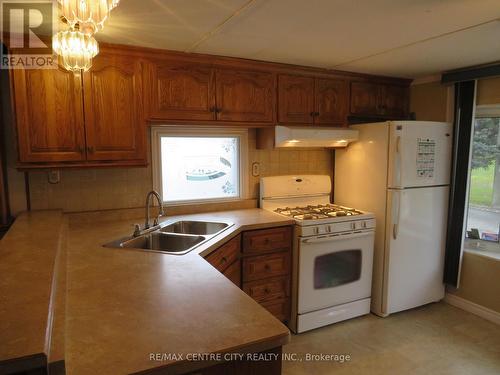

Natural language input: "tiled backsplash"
[28,129,333,212]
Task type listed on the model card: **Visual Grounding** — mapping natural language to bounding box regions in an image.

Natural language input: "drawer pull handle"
[264,238,270,244]
[221,257,227,264]
[264,264,271,271]
[264,288,271,294]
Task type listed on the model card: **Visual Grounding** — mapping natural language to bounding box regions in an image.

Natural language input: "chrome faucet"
[145,190,164,229]
[134,190,164,236]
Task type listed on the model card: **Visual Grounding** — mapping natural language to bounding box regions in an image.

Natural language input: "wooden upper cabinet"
[83,53,146,162]
[350,81,380,116]
[380,84,408,117]
[215,69,275,123]
[148,62,216,121]
[278,75,314,124]
[12,67,86,163]
[350,81,408,118]
[315,78,348,125]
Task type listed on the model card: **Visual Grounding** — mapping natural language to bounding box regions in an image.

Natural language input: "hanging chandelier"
[53,0,120,72]
[52,29,99,72]
[58,0,121,34]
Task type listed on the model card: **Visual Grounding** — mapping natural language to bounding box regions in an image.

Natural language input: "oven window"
[314,250,362,289]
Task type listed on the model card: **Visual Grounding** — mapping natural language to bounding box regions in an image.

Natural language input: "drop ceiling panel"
[95,0,249,50]
[336,20,500,78]
[191,0,500,67]
[84,0,500,77]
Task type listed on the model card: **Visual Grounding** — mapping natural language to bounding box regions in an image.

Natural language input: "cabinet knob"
[264,264,271,271]
[221,256,227,264]
[264,288,271,294]
[87,146,95,153]
[310,111,315,117]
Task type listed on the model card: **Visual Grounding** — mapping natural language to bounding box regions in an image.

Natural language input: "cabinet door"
[12,67,86,163]
[148,62,216,121]
[314,78,348,125]
[83,53,146,161]
[379,84,408,118]
[215,69,275,123]
[223,260,241,288]
[350,81,380,116]
[278,75,314,124]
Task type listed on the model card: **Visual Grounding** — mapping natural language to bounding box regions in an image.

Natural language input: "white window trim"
[475,104,500,118]
[464,104,500,250]
[151,126,248,206]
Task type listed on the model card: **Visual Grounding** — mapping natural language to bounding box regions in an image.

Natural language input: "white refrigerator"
[335,121,452,317]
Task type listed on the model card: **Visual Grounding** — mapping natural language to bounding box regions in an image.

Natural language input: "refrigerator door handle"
[393,190,401,240]
[395,135,402,188]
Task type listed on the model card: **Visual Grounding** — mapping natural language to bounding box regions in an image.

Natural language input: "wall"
[447,251,500,313]
[26,129,333,212]
[476,76,500,105]
[409,80,450,121]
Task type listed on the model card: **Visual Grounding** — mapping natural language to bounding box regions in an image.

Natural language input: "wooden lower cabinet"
[223,259,241,288]
[242,226,292,255]
[187,347,282,375]
[205,235,240,273]
[261,300,290,323]
[242,226,292,324]
[242,252,290,282]
[243,276,289,304]
[203,226,293,324]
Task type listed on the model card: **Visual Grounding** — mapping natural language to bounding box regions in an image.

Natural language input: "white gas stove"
[260,175,375,333]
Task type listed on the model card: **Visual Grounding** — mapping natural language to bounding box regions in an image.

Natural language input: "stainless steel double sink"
[104,220,233,255]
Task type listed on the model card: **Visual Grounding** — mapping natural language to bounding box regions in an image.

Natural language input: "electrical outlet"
[48,170,60,184]
[252,162,260,177]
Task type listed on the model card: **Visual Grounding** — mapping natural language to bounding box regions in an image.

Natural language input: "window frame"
[151,126,248,206]
[465,104,500,249]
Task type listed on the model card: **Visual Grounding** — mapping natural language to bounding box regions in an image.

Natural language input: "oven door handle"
[301,231,373,244]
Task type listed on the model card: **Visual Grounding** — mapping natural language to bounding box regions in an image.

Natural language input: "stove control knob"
[313,227,319,235]
[351,222,356,230]
[362,221,367,229]
[326,225,332,233]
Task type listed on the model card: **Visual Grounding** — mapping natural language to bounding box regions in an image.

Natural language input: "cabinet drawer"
[243,276,289,304]
[243,252,290,282]
[261,299,290,323]
[223,260,241,288]
[205,235,240,273]
[242,226,292,254]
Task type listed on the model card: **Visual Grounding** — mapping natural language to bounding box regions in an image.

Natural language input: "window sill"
[464,239,500,261]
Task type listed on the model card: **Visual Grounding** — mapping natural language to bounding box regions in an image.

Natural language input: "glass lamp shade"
[52,30,99,72]
[58,0,120,33]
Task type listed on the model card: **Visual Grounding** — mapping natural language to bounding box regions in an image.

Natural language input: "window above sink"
[151,127,248,205]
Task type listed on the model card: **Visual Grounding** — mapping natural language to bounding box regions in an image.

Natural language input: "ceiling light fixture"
[58,0,120,34]
[52,28,99,72]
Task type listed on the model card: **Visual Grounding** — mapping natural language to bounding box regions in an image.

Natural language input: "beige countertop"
[2,208,294,374]
[0,211,65,373]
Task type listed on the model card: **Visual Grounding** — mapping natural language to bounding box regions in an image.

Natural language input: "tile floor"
[283,303,500,375]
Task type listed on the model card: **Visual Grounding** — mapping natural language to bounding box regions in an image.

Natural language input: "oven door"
[298,230,374,314]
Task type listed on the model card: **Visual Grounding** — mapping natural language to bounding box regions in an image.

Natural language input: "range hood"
[274,125,358,148]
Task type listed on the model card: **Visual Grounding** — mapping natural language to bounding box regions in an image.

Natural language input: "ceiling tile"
[336,20,500,78]
[95,0,249,50]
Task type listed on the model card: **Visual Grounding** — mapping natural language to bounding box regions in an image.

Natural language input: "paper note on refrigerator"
[416,138,435,178]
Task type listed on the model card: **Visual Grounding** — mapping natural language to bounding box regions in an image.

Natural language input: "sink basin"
[110,232,205,253]
[160,220,230,235]
[104,220,233,255]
